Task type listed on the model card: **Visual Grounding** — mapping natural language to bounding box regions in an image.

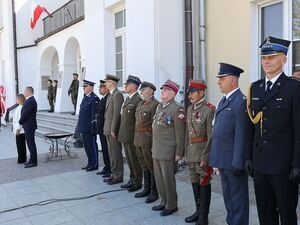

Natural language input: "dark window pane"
[115,10,124,29]
[115,36,122,53]
[116,53,123,70]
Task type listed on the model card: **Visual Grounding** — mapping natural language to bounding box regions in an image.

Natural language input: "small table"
[44,132,78,162]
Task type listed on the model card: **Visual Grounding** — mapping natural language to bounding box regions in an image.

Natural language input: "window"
[115,36,123,84]
[292,0,300,72]
[115,9,126,29]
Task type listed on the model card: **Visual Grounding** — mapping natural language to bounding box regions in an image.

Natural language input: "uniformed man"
[96,80,111,178]
[209,63,249,225]
[47,79,54,113]
[78,80,100,172]
[134,81,159,203]
[245,36,300,225]
[68,73,79,115]
[118,75,143,191]
[52,80,58,103]
[152,79,186,216]
[185,79,215,225]
[103,74,124,185]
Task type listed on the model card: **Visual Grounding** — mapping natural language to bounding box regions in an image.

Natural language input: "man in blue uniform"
[245,36,300,225]
[209,63,249,225]
[78,80,100,172]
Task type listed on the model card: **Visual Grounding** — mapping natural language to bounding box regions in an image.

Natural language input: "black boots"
[145,172,159,203]
[135,170,151,198]
[185,183,201,223]
[196,184,211,225]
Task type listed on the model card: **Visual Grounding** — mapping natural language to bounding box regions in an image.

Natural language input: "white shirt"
[265,72,282,90]
[26,95,33,100]
[225,88,239,99]
[129,91,138,99]
[10,105,24,135]
[110,88,116,95]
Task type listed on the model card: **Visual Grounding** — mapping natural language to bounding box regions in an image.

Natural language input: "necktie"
[265,81,272,95]
[218,96,226,107]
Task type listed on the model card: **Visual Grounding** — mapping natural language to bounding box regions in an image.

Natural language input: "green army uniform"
[152,100,186,211]
[118,92,142,190]
[134,95,159,202]
[53,81,57,103]
[68,77,79,112]
[47,81,54,112]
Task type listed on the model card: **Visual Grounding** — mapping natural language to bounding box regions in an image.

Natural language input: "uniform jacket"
[19,96,37,131]
[68,79,79,97]
[134,96,159,148]
[77,92,100,133]
[95,94,108,134]
[103,88,124,136]
[185,100,215,163]
[246,73,300,174]
[152,100,186,161]
[118,92,141,143]
[209,89,248,170]
[53,86,57,101]
[47,85,54,100]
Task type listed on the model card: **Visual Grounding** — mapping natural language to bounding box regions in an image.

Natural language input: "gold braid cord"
[246,84,263,136]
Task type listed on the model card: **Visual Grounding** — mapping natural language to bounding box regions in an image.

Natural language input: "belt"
[190,136,208,143]
[136,127,152,132]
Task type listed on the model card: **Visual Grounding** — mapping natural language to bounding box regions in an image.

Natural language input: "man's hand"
[16,129,20,136]
[111,132,116,139]
[200,160,207,168]
[245,160,253,177]
[175,155,182,161]
[233,167,245,176]
[289,168,300,184]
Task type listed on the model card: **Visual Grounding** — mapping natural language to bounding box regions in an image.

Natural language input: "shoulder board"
[252,79,264,86]
[206,102,216,110]
[174,101,183,107]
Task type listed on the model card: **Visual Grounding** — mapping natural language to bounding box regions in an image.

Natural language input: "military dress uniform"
[152,80,186,216]
[103,74,124,185]
[52,80,57,103]
[134,82,159,203]
[77,80,100,171]
[185,79,215,225]
[47,79,54,112]
[209,63,249,225]
[68,73,79,114]
[118,75,142,191]
[245,36,300,225]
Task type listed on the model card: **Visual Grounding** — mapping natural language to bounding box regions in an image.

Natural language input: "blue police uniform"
[245,36,300,225]
[78,80,100,171]
[209,63,249,225]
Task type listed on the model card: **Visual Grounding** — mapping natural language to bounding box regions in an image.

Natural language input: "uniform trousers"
[153,159,177,210]
[253,170,298,225]
[123,143,142,185]
[99,133,110,173]
[81,133,98,168]
[48,98,54,111]
[219,169,249,225]
[136,146,153,172]
[106,135,123,179]
[71,95,77,111]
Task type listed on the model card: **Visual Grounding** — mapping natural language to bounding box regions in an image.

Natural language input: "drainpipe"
[12,0,19,94]
[199,0,206,80]
[184,0,194,107]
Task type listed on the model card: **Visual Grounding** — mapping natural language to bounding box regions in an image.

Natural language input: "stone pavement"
[0,125,296,224]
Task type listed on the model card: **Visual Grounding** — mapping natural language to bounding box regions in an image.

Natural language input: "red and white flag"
[30,1,51,29]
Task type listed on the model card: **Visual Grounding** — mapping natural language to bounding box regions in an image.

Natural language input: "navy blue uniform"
[209,89,249,225]
[78,92,100,169]
[19,96,38,164]
[247,73,300,225]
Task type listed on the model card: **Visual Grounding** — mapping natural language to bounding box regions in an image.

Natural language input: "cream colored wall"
[205,0,252,105]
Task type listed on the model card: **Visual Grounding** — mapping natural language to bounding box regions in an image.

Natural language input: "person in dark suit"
[19,86,38,168]
[96,80,111,178]
[47,79,54,113]
[209,63,249,225]
[245,36,300,225]
[78,80,100,172]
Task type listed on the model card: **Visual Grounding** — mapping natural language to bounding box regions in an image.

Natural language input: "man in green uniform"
[68,73,79,115]
[118,75,143,192]
[52,80,58,103]
[134,81,159,203]
[152,79,186,216]
[184,79,215,225]
[47,79,54,113]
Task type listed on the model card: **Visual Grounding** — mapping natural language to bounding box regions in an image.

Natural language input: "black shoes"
[152,205,165,211]
[145,192,159,203]
[128,184,142,192]
[86,167,98,172]
[103,177,113,182]
[102,173,111,178]
[120,180,133,189]
[71,112,76,115]
[160,207,178,216]
[96,170,107,175]
[107,178,123,185]
[24,163,37,168]
[81,166,89,170]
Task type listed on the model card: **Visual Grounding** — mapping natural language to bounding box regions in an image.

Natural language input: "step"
[37,120,76,132]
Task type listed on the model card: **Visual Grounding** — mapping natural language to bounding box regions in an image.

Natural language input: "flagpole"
[12,0,19,94]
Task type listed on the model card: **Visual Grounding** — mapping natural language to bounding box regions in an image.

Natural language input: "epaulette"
[174,101,182,107]
[252,78,264,86]
[206,102,216,110]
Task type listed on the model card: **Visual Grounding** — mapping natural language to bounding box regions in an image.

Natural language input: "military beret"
[260,36,291,56]
[105,74,120,83]
[217,63,244,78]
[187,79,207,92]
[160,79,180,94]
[140,81,156,91]
[124,75,141,86]
[82,79,95,87]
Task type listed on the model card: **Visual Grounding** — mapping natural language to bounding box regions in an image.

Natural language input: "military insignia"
[260,83,264,88]
[206,102,215,110]
[252,97,259,100]
[277,82,281,86]
[266,36,270,44]
[178,113,185,121]
[225,108,232,111]
[128,110,131,113]
[276,98,282,101]
[195,111,201,119]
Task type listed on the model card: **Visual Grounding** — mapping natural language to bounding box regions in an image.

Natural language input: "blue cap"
[217,63,244,78]
[124,75,141,86]
[82,80,95,87]
[260,36,290,56]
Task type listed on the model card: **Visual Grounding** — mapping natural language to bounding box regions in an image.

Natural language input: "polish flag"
[30,1,51,29]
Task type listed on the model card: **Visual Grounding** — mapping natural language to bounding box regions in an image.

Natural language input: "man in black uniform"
[245,36,300,225]
[47,79,54,113]
[96,80,111,178]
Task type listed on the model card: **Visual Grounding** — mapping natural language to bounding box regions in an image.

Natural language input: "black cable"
[0,189,125,214]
